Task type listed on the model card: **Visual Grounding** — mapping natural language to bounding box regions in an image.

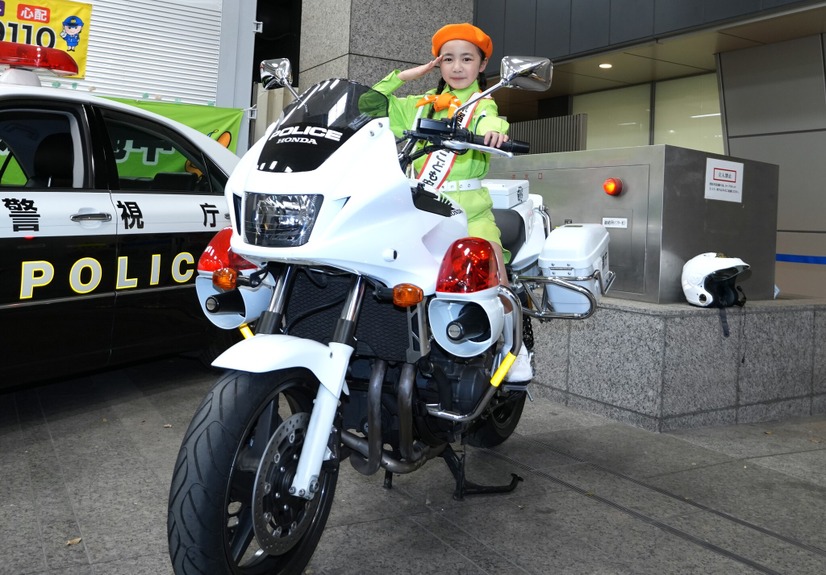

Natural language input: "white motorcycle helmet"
[681,252,750,307]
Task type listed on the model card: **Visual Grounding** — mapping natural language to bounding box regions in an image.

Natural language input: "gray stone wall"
[531,297,826,431]
[300,0,474,95]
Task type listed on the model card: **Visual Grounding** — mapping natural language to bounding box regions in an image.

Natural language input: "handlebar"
[463,131,530,154]
[405,118,530,157]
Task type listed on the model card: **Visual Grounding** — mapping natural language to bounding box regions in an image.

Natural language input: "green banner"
[108,98,244,154]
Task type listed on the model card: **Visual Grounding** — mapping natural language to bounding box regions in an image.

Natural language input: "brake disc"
[251,412,320,554]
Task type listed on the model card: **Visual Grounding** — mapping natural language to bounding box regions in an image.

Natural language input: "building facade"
[298,0,826,298]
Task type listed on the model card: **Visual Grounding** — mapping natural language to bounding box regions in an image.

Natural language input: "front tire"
[168,369,338,574]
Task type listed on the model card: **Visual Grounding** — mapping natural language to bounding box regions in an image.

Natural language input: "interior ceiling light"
[599,63,613,69]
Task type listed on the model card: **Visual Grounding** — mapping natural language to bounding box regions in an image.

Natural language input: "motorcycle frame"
[211,262,525,499]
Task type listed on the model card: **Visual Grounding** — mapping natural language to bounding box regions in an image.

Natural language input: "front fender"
[212,334,353,396]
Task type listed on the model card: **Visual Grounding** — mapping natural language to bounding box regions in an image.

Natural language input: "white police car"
[0,42,240,385]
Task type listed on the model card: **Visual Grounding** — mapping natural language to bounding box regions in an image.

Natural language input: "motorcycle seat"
[493,209,526,259]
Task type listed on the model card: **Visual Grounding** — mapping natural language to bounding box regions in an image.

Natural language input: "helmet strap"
[718,307,731,338]
[717,286,747,338]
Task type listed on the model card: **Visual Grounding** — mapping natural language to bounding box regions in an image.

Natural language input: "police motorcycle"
[167,55,614,574]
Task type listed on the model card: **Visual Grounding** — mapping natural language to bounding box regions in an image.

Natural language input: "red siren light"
[436,237,500,294]
[0,41,79,77]
[198,227,258,273]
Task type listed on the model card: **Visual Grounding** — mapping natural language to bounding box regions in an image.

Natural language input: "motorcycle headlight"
[244,193,323,247]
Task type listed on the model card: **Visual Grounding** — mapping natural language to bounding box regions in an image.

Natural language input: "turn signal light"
[436,237,500,293]
[393,283,423,307]
[213,267,239,291]
[603,177,623,196]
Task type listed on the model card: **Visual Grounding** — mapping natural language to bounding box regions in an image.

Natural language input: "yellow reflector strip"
[490,352,516,388]
[239,323,254,340]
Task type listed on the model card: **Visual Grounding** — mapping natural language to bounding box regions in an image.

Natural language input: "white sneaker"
[505,344,533,382]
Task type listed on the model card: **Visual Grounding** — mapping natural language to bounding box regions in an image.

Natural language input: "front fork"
[289,345,352,498]
[259,267,365,500]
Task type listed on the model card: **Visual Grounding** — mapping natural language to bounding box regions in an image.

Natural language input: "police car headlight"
[244,193,323,247]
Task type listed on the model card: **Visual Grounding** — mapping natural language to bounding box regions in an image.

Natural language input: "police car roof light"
[0,41,79,86]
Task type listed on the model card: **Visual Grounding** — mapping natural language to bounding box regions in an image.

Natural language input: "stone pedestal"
[531,297,826,431]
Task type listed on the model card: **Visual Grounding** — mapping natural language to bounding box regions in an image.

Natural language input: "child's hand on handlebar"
[483,131,510,148]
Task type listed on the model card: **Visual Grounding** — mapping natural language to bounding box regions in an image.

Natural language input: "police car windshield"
[276,79,388,132]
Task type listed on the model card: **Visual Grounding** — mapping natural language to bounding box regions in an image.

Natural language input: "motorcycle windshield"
[257,79,389,174]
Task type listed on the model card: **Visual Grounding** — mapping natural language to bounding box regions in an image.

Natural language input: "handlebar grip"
[468,132,530,155]
[504,139,530,154]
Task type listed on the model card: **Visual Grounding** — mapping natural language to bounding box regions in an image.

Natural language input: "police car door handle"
[71,212,112,222]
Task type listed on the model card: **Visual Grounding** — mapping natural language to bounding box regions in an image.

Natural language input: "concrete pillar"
[299,0,474,96]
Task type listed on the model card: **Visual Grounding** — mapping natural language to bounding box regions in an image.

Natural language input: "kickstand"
[440,444,522,501]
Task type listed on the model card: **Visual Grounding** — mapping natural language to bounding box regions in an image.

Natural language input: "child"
[373,23,509,260]
[373,22,532,382]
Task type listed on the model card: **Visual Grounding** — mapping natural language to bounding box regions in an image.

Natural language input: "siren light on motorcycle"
[198,227,258,289]
[436,238,500,293]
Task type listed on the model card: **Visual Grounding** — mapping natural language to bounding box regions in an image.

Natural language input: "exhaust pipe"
[348,360,386,476]
[344,361,446,475]
[398,362,424,463]
[341,432,445,474]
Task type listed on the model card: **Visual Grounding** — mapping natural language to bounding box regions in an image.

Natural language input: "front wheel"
[167,368,338,574]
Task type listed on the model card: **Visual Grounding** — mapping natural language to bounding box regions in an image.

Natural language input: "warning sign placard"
[704,158,744,203]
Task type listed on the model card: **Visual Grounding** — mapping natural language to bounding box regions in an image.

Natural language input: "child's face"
[438,39,487,91]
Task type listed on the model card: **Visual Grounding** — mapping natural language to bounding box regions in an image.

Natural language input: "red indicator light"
[603,177,623,196]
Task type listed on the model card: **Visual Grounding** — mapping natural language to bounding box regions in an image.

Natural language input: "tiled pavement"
[2,356,825,574]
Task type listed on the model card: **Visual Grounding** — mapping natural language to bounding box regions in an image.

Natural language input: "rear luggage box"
[538,224,610,314]
[484,179,529,209]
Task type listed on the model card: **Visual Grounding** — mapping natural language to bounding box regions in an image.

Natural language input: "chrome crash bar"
[517,268,616,320]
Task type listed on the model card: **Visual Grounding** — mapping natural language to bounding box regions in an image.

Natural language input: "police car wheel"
[196,327,242,368]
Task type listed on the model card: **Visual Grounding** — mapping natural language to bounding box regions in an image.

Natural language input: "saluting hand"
[397,56,444,82]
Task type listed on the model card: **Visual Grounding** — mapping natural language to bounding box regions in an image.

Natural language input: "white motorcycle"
[167,55,613,574]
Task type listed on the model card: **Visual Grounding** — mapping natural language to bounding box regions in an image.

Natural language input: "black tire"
[168,369,339,574]
[196,326,243,369]
[467,390,527,448]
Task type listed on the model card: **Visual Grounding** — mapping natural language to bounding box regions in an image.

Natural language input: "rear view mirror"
[260,58,293,90]
[499,56,553,91]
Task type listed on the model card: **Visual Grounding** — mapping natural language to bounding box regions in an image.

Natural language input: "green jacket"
[372,70,511,261]
[372,70,509,181]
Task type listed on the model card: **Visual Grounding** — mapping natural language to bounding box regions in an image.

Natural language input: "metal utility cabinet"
[489,145,779,303]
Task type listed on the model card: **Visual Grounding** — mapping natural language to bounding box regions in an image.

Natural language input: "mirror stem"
[283,83,301,101]
[452,79,506,121]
